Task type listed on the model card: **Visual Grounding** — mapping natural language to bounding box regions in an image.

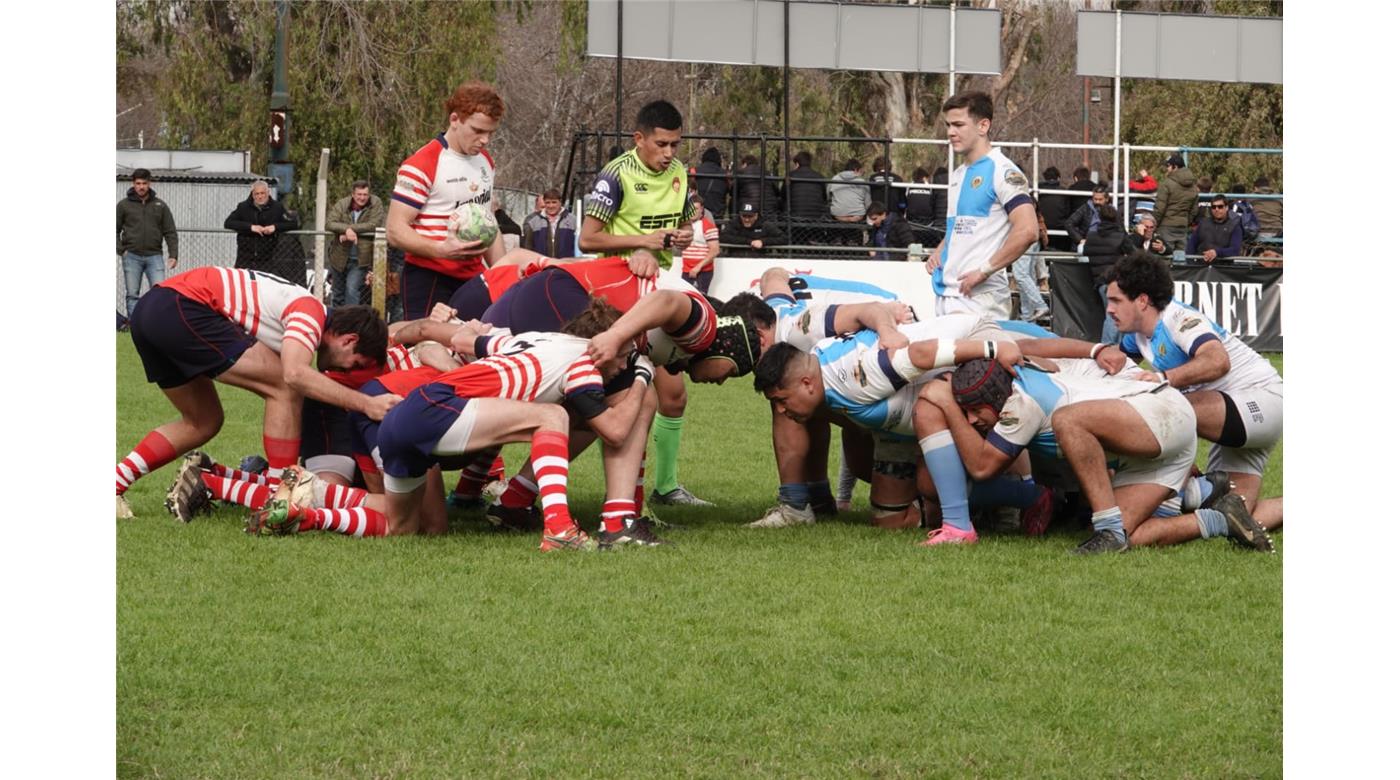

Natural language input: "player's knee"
[1049,407,1085,439]
[537,403,570,432]
[912,397,947,434]
[189,409,224,440]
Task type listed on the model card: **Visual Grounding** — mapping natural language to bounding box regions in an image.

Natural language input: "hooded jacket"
[1152,167,1199,230]
[117,186,179,258]
[827,170,871,218]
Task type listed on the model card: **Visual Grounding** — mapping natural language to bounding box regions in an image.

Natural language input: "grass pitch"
[117,337,1282,778]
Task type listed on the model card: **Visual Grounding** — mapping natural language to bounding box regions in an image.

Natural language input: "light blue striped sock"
[1091,507,1125,542]
[919,431,972,532]
[1196,508,1228,539]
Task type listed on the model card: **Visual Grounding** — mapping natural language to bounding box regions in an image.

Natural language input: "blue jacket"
[522,210,577,258]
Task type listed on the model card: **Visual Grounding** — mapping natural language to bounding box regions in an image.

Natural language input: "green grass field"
[117,336,1282,778]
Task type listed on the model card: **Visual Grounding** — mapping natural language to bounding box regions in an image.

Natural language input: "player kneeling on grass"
[116,267,394,519]
[375,301,654,550]
[753,323,1023,543]
[926,358,1272,554]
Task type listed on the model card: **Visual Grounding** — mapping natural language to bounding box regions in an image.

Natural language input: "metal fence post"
[313,148,329,300]
[372,227,387,317]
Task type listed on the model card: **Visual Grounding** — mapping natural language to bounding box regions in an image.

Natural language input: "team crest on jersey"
[671,176,682,193]
[798,310,813,334]
[1179,316,1202,332]
[970,176,984,189]
[1004,169,1028,188]
[853,362,868,387]
[998,413,1018,426]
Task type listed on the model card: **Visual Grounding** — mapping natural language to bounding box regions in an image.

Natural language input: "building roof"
[116,167,277,185]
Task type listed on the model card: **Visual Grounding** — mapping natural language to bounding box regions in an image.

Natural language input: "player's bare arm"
[585,374,652,448]
[387,200,483,260]
[920,380,1015,480]
[1018,337,1128,374]
[280,341,401,421]
[895,337,1023,375]
[830,302,915,349]
[586,290,693,363]
[955,202,1038,295]
[1159,339,1231,388]
[924,236,946,274]
[578,215,671,253]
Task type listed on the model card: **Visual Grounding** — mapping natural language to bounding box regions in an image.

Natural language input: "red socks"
[601,499,634,534]
[499,475,539,509]
[530,430,574,535]
[115,431,178,495]
[263,436,300,477]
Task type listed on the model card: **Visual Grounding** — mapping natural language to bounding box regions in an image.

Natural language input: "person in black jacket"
[865,202,914,261]
[694,146,730,218]
[1036,166,1074,252]
[902,167,940,247]
[224,180,302,279]
[782,150,828,226]
[734,154,780,217]
[1082,203,1135,343]
[1065,184,1110,251]
[719,202,784,258]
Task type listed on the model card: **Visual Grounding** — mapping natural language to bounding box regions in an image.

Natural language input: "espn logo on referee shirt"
[639,212,684,230]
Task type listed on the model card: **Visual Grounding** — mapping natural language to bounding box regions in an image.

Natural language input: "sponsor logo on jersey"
[998,413,1019,427]
[639,211,684,230]
[595,180,611,194]
[971,176,984,189]
[854,362,868,387]
[633,182,649,193]
[397,176,416,190]
[1004,169,1028,188]
[589,193,615,208]
[798,311,813,334]
[1179,316,1202,332]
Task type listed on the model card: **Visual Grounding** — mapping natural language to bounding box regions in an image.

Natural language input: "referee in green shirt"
[579,100,711,507]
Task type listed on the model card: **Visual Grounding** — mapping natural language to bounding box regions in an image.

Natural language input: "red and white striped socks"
[115,431,178,496]
[531,430,575,535]
[601,499,634,534]
[296,507,387,537]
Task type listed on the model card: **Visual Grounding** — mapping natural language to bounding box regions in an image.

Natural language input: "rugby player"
[578,99,707,507]
[1102,252,1283,544]
[116,267,392,518]
[387,81,507,320]
[924,91,1038,319]
[926,358,1272,553]
[753,321,1022,538]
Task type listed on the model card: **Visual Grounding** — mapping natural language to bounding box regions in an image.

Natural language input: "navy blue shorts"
[446,275,494,322]
[376,382,472,479]
[481,267,590,332]
[348,377,390,469]
[300,397,352,459]
[402,263,466,321]
[130,286,257,389]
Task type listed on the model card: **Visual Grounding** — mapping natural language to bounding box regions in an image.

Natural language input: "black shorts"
[401,263,467,321]
[446,275,493,322]
[481,267,590,333]
[300,397,353,459]
[130,286,257,389]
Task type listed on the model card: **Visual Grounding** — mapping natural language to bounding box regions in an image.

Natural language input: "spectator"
[1065,184,1110,251]
[522,188,577,258]
[680,193,721,292]
[116,167,179,317]
[325,179,386,307]
[828,158,871,246]
[1036,166,1074,252]
[868,157,905,215]
[694,146,729,219]
[783,150,827,222]
[1152,153,1198,253]
[1193,174,1217,227]
[735,154,780,217]
[1130,214,1170,256]
[1083,203,1135,342]
[1187,194,1243,264]
[1128,168,1158,193]
[865,202,913,262]
[1068,165,1097,203]
[224,180,301,276]
[719,202,783,258]
[1251,175,1283,237]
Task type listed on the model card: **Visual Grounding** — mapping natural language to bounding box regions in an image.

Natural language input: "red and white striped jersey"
[374,365,445,397]
[392,134,495,281]
[555,256,717,361]
[160,267,324,355]
[384,343,424,372]
[436,332,603,405]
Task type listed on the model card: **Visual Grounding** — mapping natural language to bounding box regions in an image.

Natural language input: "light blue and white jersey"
[936,148,1034,300]
[989,366,1166,460]
[812,315,983,439]
[1119,300,1281,395]
[765,275,900,353]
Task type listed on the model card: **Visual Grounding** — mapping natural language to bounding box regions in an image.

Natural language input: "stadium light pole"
[268,0,292,199]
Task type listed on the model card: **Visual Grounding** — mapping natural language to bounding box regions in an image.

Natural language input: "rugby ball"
[448,202,499,246]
